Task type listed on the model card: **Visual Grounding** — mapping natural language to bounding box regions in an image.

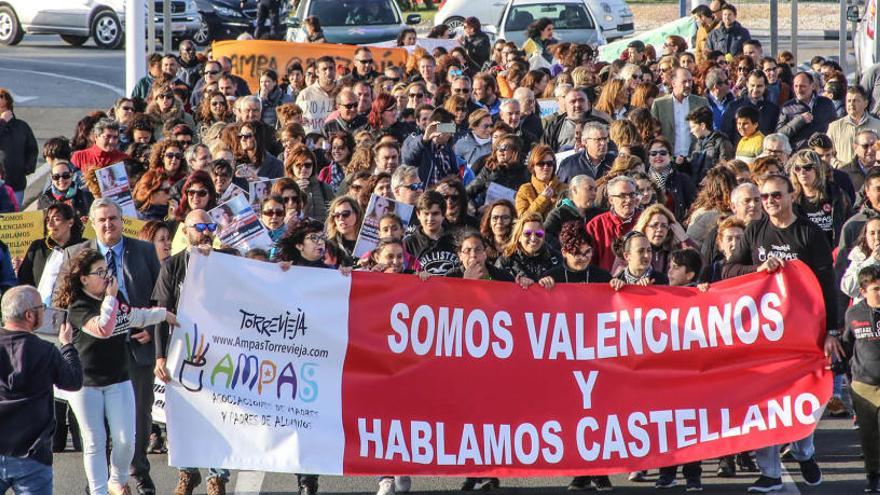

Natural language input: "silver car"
[286,0,421,45]
[0,0,201,49]
[489,0,605,48]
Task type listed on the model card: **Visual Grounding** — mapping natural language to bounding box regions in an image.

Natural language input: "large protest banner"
[166,253,831,475]
[0,210,44,258]
[211,40,408,94]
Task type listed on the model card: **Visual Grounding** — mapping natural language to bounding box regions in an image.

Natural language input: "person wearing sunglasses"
[276,218,331,270]
[645,138,695,221]
[147,140,188,185]
[324,196,363,267]
[323,90,367,143]
[788,150,850,247]
[132,169,173,222]
[466,134,529,209]
[38,161,93,219]
[168,171,218,255]
[285,145,333,222]
[145,82,195,140]
[723,173,838,493]
[516,145,566,218]
[259,195,289,250]
[151,208,231,495]
[235,121,284,180]
[496,211,561,288]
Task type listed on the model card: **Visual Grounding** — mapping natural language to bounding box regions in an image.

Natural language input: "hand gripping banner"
[166,253,831,475]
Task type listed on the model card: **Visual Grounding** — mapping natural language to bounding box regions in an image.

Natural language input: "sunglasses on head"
[190,222,218,233]
[52,172,72,181]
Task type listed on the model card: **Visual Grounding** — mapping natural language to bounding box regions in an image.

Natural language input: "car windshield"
[308,0,400,26]
[504,3,595,32]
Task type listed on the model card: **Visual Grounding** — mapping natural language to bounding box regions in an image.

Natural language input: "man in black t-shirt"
[724,174,841,493]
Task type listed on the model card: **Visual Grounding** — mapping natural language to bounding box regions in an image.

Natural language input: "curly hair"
[54,248,105,309]
[196,90,231,125]
[484,135,522,172]
[276,218,325,263]
[559,220,594,254]
[687,166,738,221]
[173,170,217,222]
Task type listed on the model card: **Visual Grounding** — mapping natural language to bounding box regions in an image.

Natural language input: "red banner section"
[342,261,831,476]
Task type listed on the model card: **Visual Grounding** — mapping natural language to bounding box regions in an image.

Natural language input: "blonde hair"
[571,66,592,87]
[503,212,544,257]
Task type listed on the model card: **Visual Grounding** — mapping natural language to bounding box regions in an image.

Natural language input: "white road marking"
[780,465,803,495]
[0,67,123,96]
[8,91,37,103]
[233,471,266,495]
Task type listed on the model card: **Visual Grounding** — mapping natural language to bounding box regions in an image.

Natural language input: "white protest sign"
[165,253,350,472]
[353,194,414,259]
[96,163,138,217]
[209,195,273,254]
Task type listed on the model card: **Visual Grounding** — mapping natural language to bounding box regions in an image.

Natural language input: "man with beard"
[153,209,229,495]
[543,86,603,152]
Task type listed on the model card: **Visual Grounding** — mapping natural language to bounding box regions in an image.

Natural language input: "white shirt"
[672,95,691,157]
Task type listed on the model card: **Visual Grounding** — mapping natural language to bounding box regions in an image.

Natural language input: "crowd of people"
[3,0,880,493]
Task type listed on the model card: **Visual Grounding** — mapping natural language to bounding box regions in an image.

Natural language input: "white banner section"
[165,252,351,473]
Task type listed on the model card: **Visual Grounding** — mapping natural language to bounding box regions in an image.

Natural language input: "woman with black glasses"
[37,160,93,219]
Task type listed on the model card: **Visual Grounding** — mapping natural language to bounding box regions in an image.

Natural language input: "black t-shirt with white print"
[68,293,132,387]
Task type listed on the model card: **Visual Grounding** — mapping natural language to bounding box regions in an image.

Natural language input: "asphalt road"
[47,415,870,494]
[0,30,868,495]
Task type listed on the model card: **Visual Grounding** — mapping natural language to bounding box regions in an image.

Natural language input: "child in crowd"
[735,106,764,162]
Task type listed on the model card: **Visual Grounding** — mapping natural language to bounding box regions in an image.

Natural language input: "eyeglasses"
[332,210,353,220]
[453,88,470,94]
[610,192,639,200]
[649,150,670,157]
[88,268,109,278]
[120,106,134,112]
[522,229,545,239]
[186,189,209,198]
[793,164,815,173]
[356,59,374,65]
[460,247,485,255]
[52,172,72,181]
[535,160,555,168]
[305,233,326,243]
[766,148,786,156]
[189,222,218,233]
[497,145,514,152]
[760,191,785,201]
[165,152,183,160]
[455,106,467,112]
[157,93,174,100]
[239,133,255,140]
[737,66,750,72]
[262,208,285,217]
[210,100,226,107]
[340,101,358,110]
[405,182,424,191]
[443,193,459,202]
[283,195,300,204]
[295,161,314,168]
[204,70,220,75]
[408,93,425,98]
[26,303,47,313]
[570,249,592,259]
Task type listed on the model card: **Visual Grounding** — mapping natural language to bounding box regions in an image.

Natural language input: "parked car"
[194,0,290,46]
[435,0,631,41]
[488,0,605,49]
[0,0,201,49]
[286,0,421,45]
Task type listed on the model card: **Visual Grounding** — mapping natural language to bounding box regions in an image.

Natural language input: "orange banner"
[211,40,409,92]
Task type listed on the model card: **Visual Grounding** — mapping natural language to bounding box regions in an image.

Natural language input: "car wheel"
[60,34,88,46]
[193,18,212,46]
[91,10,123,49]
[443,16,465,29]
[0,6,23,46]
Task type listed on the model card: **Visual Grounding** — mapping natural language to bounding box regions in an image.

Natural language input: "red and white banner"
[166,253,831,475]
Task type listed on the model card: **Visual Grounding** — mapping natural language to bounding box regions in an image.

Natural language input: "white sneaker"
[377,477,395,495]
[394,476,412,493]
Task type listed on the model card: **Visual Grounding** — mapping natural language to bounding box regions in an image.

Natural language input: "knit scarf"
[623,266,653,284]
[648,165,673,190]
[51,184,78,201]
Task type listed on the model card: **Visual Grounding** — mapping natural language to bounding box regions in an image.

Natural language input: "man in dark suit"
[776,71,836,151]
[62,197,160,495]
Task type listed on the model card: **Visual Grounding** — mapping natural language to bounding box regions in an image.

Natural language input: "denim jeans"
[67,381,136,495]
[756,433,815,479]
[0,455,52,495]
[182,467,230,481]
